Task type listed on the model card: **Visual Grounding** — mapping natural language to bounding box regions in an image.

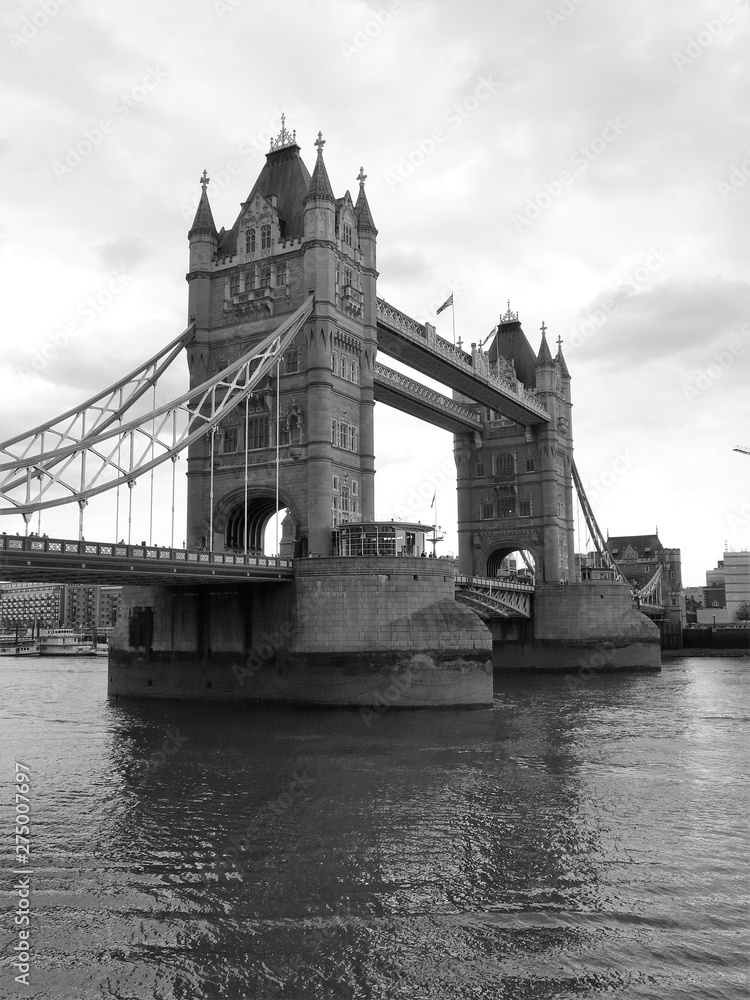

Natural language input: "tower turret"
[187,169,218,331]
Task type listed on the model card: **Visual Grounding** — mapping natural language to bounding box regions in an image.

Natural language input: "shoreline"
[662,648,750,659]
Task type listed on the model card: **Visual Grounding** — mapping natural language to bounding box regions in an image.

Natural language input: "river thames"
[1,655,748,999]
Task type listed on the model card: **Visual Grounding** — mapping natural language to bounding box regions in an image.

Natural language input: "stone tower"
[185,121,378,557]
[455,304,576,583]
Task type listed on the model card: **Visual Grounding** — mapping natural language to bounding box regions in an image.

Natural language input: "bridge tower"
[185,121,378,557]
[455,305,576,584]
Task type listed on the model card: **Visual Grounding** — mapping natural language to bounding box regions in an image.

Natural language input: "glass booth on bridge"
[332,522,430,558]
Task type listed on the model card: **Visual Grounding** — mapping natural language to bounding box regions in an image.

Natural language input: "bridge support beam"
[107,557,493,706]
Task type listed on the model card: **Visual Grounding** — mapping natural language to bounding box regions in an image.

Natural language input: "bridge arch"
[479,541,538,584]
[213,487,298,556]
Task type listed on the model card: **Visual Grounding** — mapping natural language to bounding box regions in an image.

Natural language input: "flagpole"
[451,298,456,345]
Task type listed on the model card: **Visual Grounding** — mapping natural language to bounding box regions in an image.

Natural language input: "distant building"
[0,582,122,631]
[721,550,750,621]
[606,532,683,625]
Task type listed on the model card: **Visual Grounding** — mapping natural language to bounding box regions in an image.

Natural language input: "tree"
[736,601,750,622]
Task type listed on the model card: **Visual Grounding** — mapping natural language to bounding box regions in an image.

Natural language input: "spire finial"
[501,299,519,323]
[200,169,209,192]
[269,113,297,151]
[315,131,326,156]
[556,334,563,349]
[540,321,548,336]
[357,166,367,187]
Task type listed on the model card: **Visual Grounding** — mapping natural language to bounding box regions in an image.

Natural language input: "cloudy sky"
[1,0,749,584]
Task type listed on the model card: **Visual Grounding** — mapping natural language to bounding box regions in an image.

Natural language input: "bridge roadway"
[375,297,551,427]
[0,534,294,586]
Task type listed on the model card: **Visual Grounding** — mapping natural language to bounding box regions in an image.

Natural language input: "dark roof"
[536,330,554,367]
[188,187,217,240]
[556,344,570,378]
[219,143,313,255]
[355,182,377,233]
[606,535,664,558]
[306,145,335,203]
[487,319,537,388]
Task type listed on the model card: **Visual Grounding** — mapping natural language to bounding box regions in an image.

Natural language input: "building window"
[284,350,298,374]
[230,274,240,296]
[339,356,347,378]
[276,261,287,286]
[352,480,358,496]
[481,502,494,520]
[476,462,485,477]
[246,229,256,254]
[331,418,337,443]
[519,498,532,517]
[260,267,271,287]
[331,352,337,373]
[495,452,515,478]
[332,475,340,491]
[222,427,238,453]
[526,457,535,472]
[261,224,272,250]
[343,223,352,245]
[350,360,358,383]
[248,416,268,450]
[344,267,352,287]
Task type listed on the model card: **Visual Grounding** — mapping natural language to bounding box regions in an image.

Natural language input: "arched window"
[246,229,256,254]
[495,452,515,479]
[261,224,272,250]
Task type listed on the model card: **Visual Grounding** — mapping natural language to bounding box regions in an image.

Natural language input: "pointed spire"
[354,165,377,233]
[305,131,335,203]
[188,169,217,239]
[536,321,553,366]
[555,334,570,378]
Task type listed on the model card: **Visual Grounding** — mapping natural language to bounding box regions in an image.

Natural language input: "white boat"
[0,636,39,656]
[38,629,95,656]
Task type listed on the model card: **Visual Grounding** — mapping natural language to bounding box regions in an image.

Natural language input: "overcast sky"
[1,0,749,584]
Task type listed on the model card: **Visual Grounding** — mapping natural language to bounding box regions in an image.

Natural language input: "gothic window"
[246,229,256,253]
[331,418,337,444]
[285,350,298,374]
[344,267,352,287]
[338,423,347,449]
[260,267,271,287]
[230,274,240,296]
[498,491,516,518]
[331,352,337,373]
[332,475,340,491]
[222,427,238,453]
[352,480,358,496]
[519,497,532,517]
[495,452,515,479]
[526,457,535,473]
[350,360,358,383]
[276,261,287,286]
[556,454,565,476]
[339,356,347,378]
[245,268,255,290]
[476,462,485,477]
[248,416,268,450]
[481,501,494,520]
[261,224,272,250]
[343,223,352,245]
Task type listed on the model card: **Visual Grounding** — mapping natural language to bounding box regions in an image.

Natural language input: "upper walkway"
[0,534,294,586]
[376,297,550,426]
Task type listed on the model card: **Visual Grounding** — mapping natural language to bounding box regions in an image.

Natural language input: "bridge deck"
[373,363,482,432]
[376,298,550,426]
[0,535,294,586]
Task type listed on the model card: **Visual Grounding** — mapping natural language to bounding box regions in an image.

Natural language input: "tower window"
[343,223,352,245]
[526,457,535,473]
[230,274,240,296]
[261,224,272,250]
[247,416,268,450]
[246,229,256,254]
[285,350,298,374]
[260,267,271,287]
[276,261,287,286]
[495,453,515,479]
[222,427,238,453]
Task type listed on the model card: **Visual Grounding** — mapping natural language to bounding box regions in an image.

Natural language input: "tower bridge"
[0,120,661,703]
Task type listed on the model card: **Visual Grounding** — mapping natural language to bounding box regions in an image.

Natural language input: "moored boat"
[38,629,95,656]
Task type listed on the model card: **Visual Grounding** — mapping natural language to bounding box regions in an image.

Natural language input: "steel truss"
[0,295,314,515]
[571,459,628,585]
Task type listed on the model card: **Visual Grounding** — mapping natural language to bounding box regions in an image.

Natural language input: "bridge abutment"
[491,581,661,672]
[108,557,493,706]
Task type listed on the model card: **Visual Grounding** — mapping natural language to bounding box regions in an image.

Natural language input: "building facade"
[185,122,378,558]
[0,582,122,631]
[606,533,683,624]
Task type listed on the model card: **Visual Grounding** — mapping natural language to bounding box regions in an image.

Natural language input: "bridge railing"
[376,297,550,421]
[0,533,293,570]
[456,574,535,593]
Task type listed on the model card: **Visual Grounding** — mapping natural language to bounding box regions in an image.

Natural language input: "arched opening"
[486,547,536,585]
[224,498,293,557]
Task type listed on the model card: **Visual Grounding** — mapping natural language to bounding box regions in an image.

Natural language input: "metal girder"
[571,460,629,586]
[373,362,482,432]
[0,295,314,515]
[455,575,533,618]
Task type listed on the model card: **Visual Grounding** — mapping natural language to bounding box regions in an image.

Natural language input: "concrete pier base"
[490,581,661,672]
[107,556,494,707]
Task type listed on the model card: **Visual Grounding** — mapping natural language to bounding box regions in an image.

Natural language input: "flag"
[436,293,453,315]
[431,490,436,508]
